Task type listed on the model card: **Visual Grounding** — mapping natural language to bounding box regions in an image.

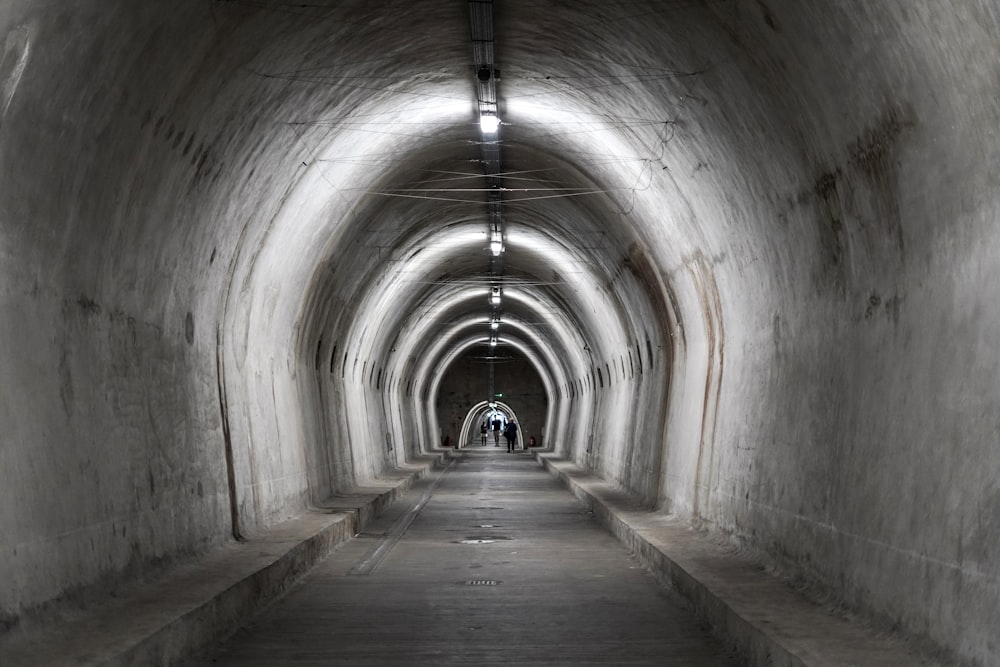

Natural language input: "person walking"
[480,421,488,446]
[504,420,518,452]
[491,416,502,446]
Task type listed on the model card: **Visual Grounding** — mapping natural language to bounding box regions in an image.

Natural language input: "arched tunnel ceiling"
[148,0,993,450]
[276,1,718,389]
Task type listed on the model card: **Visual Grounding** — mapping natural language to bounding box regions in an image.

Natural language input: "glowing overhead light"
[490,317,500,330]
[490,335,498,347]
[490,241,503,256]
[490,286,502,306]
[480,113,500,134]
[490,229,504,256]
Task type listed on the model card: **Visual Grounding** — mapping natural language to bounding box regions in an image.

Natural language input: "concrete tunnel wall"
[0,1,998,663]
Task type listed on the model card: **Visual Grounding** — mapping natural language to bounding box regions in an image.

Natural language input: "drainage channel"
[348,457,456,576]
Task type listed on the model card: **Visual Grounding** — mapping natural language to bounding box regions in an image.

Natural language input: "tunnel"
[0,0,998,664]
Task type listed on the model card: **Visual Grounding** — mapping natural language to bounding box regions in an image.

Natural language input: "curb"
[534,452,937,667]
[0,459,437,667]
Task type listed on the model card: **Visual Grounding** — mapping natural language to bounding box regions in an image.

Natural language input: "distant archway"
[458,400,526,448]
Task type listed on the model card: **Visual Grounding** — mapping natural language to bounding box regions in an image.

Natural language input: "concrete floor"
[187,451,740,666]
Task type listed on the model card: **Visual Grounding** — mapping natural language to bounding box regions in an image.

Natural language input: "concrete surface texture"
[0,0,996,664]
[187,451,743,666]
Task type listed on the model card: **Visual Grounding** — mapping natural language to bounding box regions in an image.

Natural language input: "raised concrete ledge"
[534,452,943,667]
[0,459,438,667]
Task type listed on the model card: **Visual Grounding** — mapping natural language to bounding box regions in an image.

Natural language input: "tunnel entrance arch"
[459,400,526,448]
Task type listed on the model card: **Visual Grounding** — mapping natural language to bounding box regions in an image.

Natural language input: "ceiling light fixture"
[490,228,503,256]
[480,113,500,134]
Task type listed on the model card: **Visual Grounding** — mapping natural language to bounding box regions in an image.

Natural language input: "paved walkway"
[186,451,740,666]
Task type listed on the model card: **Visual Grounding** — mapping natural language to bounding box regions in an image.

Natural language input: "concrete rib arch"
[455,400,525,450]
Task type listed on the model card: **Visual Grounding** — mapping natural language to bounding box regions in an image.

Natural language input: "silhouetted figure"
[491,417,502,446]
[505,421,518,452]
[480,421,488,446]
